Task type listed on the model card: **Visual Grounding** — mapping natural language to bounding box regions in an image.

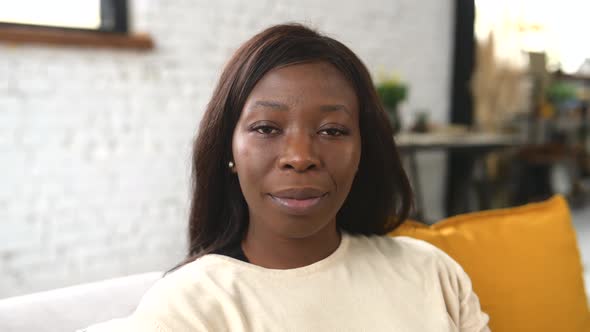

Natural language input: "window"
[0,0,152,50]
[0,0,128,33]
[475,0,590,74]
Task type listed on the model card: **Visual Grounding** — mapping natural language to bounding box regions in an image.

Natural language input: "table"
[395,131,526,221]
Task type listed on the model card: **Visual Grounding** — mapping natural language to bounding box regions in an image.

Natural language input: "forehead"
[245,62,359,111]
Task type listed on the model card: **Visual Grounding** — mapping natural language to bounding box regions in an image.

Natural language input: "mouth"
[268,188,329,215]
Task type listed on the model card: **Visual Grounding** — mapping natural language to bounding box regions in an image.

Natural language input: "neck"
[241,221,341,270]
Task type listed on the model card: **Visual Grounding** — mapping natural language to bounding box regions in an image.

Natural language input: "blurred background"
[0,0,588,298]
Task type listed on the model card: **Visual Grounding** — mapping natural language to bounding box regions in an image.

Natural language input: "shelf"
[554,72,590,82]
[0,25,154,50]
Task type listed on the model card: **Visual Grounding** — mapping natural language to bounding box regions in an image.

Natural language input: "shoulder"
[350,233,461,270]
[137,255,233,307]
[372,234,442,254]
[349,233,473,290]
[80,257,239,332]
[394,236,465,271]
[128,256,236,331]
[361,235,490,330]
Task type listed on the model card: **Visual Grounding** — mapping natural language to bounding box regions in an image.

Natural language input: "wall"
[0,0,454,297]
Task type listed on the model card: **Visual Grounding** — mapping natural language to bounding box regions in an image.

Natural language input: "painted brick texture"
[0,0,452,297]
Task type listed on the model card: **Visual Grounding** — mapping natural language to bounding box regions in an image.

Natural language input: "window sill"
[0,26,154,50]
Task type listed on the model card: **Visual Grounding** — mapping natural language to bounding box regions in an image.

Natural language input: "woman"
[85,23,490,331]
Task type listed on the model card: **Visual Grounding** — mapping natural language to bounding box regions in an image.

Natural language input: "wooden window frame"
[0,0,153,50]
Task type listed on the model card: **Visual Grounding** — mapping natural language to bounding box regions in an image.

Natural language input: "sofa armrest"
[0,272,162,332]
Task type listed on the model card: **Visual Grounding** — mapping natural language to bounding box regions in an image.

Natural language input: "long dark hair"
[168,23,413,273]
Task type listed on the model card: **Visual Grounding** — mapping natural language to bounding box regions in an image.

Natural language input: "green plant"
[374,76,408,133]
[375,79,408,109]
[546,81,577,105]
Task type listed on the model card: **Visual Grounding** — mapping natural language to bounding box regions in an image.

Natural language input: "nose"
[278,132,320,172]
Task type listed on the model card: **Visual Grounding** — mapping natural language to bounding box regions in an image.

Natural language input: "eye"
[253,125,280,136]
[318,127,348,137]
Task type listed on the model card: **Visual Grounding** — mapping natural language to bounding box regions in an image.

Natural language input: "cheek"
[232,135,275,185]
[324,140,361,184]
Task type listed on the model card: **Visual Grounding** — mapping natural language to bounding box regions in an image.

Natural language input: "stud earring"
[228,161,235,169]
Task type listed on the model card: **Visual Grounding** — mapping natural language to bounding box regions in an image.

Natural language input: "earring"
[228,161,235,169]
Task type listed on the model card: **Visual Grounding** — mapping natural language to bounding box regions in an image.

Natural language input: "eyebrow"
[251,100,351,115]
[319,104,350,115]
[252,100,289,111]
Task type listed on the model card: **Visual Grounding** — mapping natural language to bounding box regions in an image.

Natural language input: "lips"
[268,187,328,215]
[271,188,326,200]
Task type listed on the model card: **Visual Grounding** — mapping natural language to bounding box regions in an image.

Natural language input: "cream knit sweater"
[83,233,490,332]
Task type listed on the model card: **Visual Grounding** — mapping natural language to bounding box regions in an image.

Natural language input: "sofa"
[0,272,163,332]
[391,195,590,331]
[0,195,588,331]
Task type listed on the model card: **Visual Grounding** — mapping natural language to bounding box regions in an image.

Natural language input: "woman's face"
[232,61,361,239]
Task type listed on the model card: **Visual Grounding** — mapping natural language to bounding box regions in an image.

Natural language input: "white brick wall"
[0,0,453,298]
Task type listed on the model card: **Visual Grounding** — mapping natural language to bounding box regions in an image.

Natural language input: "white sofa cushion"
[0,272,162,332]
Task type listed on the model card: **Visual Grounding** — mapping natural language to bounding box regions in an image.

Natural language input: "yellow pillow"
[391,195,590,332]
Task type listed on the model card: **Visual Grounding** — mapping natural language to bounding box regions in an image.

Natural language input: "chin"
[268,213,337,239]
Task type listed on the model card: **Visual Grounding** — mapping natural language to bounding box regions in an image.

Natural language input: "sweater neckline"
[203,231,351,277]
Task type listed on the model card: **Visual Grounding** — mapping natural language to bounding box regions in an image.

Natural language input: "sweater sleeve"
[129,273,214,332]
[435,248,491,332]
